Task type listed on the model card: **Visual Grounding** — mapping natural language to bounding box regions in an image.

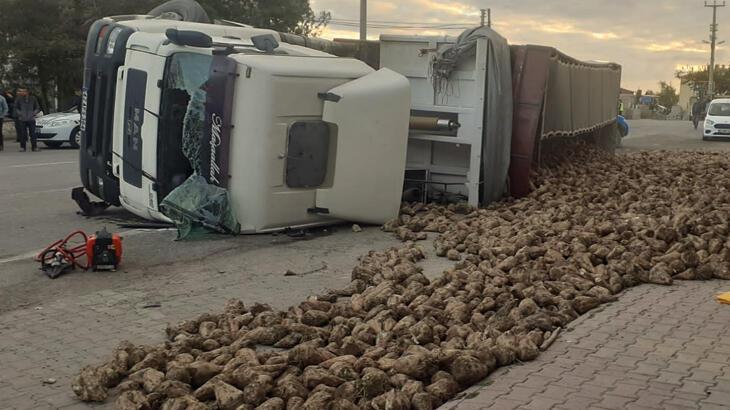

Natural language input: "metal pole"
[706,1,726,97]
[480,9,486,27]
[360,0,367,41]
[488,8,492,27]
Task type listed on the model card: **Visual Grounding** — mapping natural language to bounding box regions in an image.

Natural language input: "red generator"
[86,228,123,271]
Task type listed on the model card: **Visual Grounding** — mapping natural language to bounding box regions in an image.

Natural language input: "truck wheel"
[69,128,80,148]
[148,0,210,23]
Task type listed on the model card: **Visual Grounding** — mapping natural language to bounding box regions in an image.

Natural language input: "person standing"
[692,100,704,130]
[0,92,7,151]
[14,87,40,152]
[3,89,18,142]
[66,89,82,113]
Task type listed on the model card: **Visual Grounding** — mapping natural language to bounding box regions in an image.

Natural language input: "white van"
[703,98,730,140]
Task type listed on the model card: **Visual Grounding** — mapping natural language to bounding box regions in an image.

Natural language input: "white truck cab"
[81,17,410,233]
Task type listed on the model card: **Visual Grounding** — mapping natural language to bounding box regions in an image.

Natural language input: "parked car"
[36,109,81,148]
[703,98,730,140]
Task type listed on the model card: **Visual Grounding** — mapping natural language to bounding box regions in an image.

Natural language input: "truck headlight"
[106,27,124,55]
[706,119,715,127]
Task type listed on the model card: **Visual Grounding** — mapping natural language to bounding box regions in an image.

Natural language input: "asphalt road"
[0,145,342,312]
[0,119,728,313]
[621,118,730,151]
[0,147,135,260]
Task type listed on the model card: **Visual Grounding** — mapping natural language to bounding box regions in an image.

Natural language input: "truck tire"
[148,0,210,23]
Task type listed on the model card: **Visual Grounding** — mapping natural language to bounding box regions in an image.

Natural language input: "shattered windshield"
[158,52,240,238]
[163,53,213,175]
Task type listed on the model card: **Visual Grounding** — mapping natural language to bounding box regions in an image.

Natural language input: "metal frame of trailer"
[380,34,490,207]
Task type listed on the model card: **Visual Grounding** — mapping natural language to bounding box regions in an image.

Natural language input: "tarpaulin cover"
[432,27,513,204]
[160,175,240,239]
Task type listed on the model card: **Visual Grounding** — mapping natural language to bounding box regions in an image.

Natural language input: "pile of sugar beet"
[72,144,730,410]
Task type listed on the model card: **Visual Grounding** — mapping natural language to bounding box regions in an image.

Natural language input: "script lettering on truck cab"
[200,56,237,189]
[209,113,223,185]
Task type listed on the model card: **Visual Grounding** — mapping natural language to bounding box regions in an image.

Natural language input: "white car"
[703,98,730,140]
[35,109,81,148]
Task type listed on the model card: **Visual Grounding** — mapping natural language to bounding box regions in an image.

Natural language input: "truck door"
[315,68,411,224]
[114,53,166,219]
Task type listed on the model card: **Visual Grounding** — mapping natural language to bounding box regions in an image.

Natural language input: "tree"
[657,81,679,108]
[197,0,330,36]
[676,66,730,97]
[0,0,159,110]
[0,0,328,111]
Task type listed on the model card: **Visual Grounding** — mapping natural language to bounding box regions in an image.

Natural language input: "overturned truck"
[75,1,621,233]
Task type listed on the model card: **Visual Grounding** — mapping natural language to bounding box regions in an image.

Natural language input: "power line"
[328,19,475,30]
[329,18,475,25]
[329,23,472,30]
[329,23,473,31]
[330,22,473,28]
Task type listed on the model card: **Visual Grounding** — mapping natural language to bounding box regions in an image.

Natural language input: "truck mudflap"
[314,68,411,225]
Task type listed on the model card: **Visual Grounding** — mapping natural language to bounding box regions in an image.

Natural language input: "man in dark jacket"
[3,90,18,142]
[66,89,82,113]
[14,87,40,152]
[0,91,8,151]
[692,99,706,130]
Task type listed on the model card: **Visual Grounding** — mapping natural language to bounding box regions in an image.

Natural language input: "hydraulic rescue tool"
[36,228,123,279]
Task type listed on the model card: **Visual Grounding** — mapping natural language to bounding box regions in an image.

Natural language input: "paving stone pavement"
[1,272,729,409]
[443,280,730,410]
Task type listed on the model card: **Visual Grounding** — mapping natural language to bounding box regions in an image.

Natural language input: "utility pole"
[705,1,726,97]
[480,8,491,27]
[360,0,367,41]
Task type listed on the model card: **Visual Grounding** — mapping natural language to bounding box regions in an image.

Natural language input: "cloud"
[310,0,719,91]
[643,42,707,54]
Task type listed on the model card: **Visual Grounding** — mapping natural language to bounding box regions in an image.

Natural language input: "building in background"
[677,80,697,120]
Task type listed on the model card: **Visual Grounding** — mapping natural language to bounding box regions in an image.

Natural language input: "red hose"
[35,230,90,270]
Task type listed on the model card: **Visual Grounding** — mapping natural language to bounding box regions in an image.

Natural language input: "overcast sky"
[311,0,725,92]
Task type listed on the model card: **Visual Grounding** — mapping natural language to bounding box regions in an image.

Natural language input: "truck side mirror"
[165,29,213,48]
[251,34,279,53]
